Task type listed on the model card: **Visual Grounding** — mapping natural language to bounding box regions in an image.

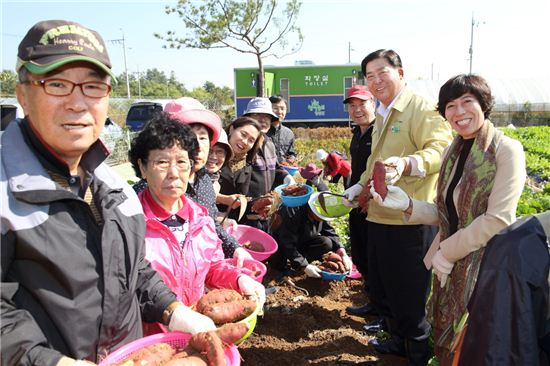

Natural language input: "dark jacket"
[459,216,550,366]
[186,167,240,258]
[349,124,373,186]
[218,138,288,227]
[267,123,296,162]
[1,120,176,366]
[273,204,343,269]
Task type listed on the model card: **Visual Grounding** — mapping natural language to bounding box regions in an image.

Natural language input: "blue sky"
[2,0,550,89]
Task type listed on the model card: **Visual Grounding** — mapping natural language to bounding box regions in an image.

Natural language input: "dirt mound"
[239,270,407,365]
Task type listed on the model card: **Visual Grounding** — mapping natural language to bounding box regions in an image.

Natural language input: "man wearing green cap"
[1,20,215,366]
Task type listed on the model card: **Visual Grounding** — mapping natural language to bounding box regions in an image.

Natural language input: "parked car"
[125,100,168,131]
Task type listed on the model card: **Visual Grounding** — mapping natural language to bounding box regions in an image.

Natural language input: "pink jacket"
[139,189,242,307]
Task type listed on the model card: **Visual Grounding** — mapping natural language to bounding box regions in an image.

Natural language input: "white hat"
[243,97,279,121]
[215,129,234,161]
[315,149,328,161]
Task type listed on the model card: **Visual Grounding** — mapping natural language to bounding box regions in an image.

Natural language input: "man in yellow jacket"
[344,49,453,366]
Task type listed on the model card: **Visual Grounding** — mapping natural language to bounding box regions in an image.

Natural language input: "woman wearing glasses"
[129,114,265,336]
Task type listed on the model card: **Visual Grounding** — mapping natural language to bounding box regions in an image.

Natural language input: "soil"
[239,269,408,366]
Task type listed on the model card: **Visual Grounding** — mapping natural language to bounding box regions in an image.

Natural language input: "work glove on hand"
[238,275,266,311]
[432,250,454,288]
[221,217,238,231]
[343,183,363,202]
[304,264,322,278]
[283,174,296,185]
[383,156,407,185]
[336,248,353,272]
[233,247,253,268]
[169,305,216,334]
[370,185,410,211]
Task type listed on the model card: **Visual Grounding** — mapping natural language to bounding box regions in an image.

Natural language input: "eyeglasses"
[149,159,194,172]
[26,78,111,98]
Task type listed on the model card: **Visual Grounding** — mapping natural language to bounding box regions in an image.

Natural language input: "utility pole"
[348,42,354,63]
[108,30,131,98]
[133,67,142,99]
[469,13,484,74]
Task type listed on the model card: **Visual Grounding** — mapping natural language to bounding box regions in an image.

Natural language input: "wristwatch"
[162,302,181,325]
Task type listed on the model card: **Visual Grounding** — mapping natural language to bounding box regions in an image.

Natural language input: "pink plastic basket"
[224,257,267,282]
[226,224,278,261]
[98,332,240,366]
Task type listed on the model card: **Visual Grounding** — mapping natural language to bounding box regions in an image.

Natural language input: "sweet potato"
[242,240,265,252]
[319,261,339,272]
[111,342,175,366]
[189,331,226,366]
[251,195,273,214]
[357,179,372,213]
[216,322,250,345]
[163,355,209,366]
[196,289,242,313]
[200,299,256,325]
[322,251,342,263]
[373,160,388,200]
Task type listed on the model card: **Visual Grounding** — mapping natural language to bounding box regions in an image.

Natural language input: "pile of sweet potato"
[281,184,308,197]
[250,191,280,219]
[280,159,298,167]
[109,322,249,366]
[196,289,256,325]
[317,251,347,274]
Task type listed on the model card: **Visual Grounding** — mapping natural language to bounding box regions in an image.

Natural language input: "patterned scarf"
[229,152,247,173]
[431,119,502,352]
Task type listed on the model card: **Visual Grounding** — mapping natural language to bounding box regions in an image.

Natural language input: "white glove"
[370,185,410,211]
[233,247,253,268]
[343,183,363,202]
[283,174,296,185]
[336,248,353,272]
[238,275,266,311]
[168,305,217,334]
[432,250,454,288]
[383,156,407,185]
[304,264,322,278]
[222,217,238,231]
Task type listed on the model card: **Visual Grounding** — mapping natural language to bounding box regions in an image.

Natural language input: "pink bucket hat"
[164,97,222,145]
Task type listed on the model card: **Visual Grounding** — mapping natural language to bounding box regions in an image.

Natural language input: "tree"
[111,68,188,98]
[155,0,303,97]
[0,70,18,96]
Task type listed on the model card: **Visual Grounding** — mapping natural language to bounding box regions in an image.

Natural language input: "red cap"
[343,85,374,104]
